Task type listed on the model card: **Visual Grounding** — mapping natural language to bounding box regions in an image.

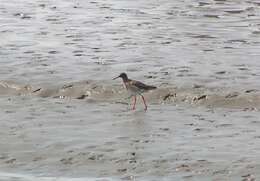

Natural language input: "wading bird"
[113,73,156,110]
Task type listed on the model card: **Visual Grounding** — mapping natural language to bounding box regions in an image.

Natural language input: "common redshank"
[113,73,156,110]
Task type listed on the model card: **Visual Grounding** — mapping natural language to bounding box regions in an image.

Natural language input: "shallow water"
[1,0,260,88]
[0,96,260,181]
[1,0,260,180]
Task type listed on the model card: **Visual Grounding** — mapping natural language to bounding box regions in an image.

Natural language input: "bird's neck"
[122,77,129,83]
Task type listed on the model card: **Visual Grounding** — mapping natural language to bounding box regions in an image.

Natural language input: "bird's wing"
[130,80,156,90]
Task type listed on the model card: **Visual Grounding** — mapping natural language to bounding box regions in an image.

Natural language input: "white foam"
[0,172,119,181]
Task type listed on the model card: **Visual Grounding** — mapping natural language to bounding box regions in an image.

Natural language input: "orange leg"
[132,96,137,110]
[141,95,147,111]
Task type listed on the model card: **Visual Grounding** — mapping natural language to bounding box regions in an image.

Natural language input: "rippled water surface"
[1,0,260,88]
[1,0,260,180]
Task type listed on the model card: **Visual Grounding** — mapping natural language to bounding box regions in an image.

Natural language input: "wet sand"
[1,0,260,180]
[1,80,260,110]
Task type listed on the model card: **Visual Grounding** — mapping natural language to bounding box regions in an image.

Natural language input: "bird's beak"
[113,76,120,80]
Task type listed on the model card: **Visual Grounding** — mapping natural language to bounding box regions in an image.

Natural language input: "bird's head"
[113,72,128,81]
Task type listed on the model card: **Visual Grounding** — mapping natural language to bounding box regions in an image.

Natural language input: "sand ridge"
[0,80,260,111]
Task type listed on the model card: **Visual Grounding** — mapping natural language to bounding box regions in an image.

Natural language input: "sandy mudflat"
[1,0,260,180]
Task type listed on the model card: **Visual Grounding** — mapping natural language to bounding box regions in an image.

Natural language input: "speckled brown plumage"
[113,73,156,110]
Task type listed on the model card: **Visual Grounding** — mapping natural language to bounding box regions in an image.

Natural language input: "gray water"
[1,0,260,180]
[1,0,260,88]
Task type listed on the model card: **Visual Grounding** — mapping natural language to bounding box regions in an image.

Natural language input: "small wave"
[0,172,119,181]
